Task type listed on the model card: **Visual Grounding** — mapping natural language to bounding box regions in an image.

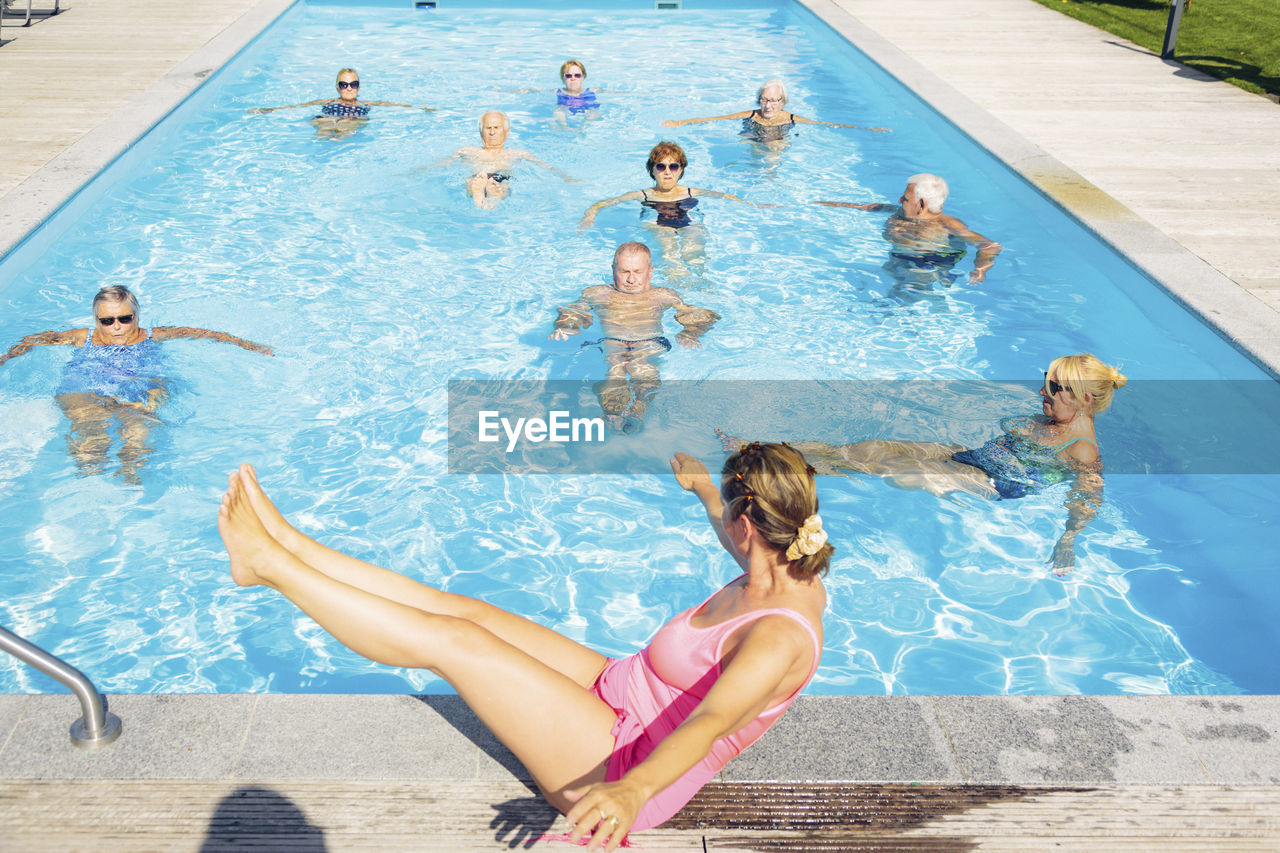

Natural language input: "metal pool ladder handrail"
[0,624,121,748]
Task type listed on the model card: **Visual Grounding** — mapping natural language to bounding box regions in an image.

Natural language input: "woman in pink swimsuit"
[217,442,831,851]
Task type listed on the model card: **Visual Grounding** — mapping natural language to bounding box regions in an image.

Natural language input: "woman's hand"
[670,452,712,493]
[1050,532,1076,576]
[564,780,645,851]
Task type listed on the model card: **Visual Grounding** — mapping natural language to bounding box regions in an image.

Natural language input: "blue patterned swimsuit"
[56,329,165,404]
[951,416,1096,499]
[320,101,370,119]
[556,88,599,114]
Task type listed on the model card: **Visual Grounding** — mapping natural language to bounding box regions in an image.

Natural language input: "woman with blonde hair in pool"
[553,59,601,126]
[720,354,1127,574]
[249,68,433,140]
[580,141,770,281]
[0,285,272,483]
[218,442,830,849]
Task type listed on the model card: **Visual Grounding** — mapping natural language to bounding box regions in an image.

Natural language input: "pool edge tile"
[1162,695,1280,785]
[719,695,964,783]
[235,694,489,780]
[0,693,255,779]
[933,695,1216,785]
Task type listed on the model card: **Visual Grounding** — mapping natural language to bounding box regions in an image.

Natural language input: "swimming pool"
[1,0,1277,696]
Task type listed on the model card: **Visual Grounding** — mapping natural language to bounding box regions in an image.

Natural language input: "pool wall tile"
[0,694,254,779]
[235,694,487,780]
[719,696,964,782]
[933,696,1214,784]
[1162,696,1280,785]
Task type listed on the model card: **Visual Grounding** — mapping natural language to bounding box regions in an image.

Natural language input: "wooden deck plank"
[2,780,1277,851]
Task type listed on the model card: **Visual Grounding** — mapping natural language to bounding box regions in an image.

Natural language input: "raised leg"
[218,470,618,810]
[234,465,609,688]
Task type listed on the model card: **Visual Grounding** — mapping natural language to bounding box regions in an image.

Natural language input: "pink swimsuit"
[590,574,822,830]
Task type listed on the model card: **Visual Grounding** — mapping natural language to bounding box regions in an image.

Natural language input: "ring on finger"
[597,808,608,823]
[608,815,619,827]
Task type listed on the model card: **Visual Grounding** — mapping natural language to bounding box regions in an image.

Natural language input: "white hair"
[907,173,949,213]
[478,110,509,133]
[757,78,788,105]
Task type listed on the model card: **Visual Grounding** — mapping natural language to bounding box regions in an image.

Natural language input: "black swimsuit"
[641,189,699,230]
[741,109,795,142]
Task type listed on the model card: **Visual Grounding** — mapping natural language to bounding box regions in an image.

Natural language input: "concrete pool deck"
[1,0,1279,848]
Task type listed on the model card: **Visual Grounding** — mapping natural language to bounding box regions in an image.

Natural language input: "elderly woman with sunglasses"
[720,354,1127,575]
[579,142,769,279]
[250,68,432,140]
[1,285,271,481]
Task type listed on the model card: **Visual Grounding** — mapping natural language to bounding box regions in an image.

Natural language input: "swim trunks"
[951,416,1097,499]
[641,189,699,230]
[590,573,821,830]
[319,101,371,119]
[483,172,511,183]
[55,329,164,405]
[580,336,672,354]
[888,249,965,271]
[556,88,599,114]
[741,109,795,142]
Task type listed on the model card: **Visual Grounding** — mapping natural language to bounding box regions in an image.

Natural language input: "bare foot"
[219,470,286,588]
[715,427,746,453]
[234,464,302,550]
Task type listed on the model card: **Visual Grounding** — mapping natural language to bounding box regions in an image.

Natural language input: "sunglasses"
[98,314,135,326]
[337,80,360,89]
[563,72,583,78]
[1043,372,1067,397]
[653,162,682,172]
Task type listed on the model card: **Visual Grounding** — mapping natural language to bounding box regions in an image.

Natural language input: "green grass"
[1028,0,1279,97]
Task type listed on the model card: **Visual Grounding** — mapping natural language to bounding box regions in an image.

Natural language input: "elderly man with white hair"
[817,173,1002,284]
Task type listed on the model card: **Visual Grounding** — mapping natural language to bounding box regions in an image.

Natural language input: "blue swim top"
[951,416,1096,500]
[56,329,165,405]
[556,88,599,114]
[320,101,371,119]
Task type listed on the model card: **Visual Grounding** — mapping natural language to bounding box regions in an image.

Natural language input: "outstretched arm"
[248,99,330,114]
[660,110,753,128]
[579,191,643,228]
[690,187,777,209]
[362,100,436,112]
[0,329,82,367]
[791,114,891,132]
[1050,458,1103,576]
[564,616,810,850]
[520,152,581,183]
[151,326,273,355]
[672,302,720,349]
[942,215,1002,283]
[814,200,893,211]
[669,452,739,565]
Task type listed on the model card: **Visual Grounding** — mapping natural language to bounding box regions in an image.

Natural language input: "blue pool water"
[1,0,1277,695]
